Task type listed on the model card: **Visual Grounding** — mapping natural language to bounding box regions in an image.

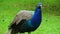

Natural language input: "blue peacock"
[5,2,42,34]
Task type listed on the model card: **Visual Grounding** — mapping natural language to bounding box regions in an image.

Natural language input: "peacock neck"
[31,6,42,28]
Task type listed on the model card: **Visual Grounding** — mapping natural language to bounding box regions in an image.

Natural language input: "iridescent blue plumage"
[31,5,42,29]
[6,2,42,34]
[18,2,42,33]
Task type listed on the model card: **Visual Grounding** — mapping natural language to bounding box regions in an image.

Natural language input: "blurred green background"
[0,0,60,34]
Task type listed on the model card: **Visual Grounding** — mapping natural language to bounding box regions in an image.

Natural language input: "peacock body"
[5,3,42,34]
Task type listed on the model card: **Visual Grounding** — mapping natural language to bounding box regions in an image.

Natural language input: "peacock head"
[37,2,42,9]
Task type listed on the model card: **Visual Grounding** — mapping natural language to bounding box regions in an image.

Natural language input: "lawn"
[0,0,60,34]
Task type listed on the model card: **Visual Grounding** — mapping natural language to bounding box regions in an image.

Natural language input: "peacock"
[5,2,42,34]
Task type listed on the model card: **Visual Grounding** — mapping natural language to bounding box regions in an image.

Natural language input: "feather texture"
[7,2,42,34]
[10,10,34,25]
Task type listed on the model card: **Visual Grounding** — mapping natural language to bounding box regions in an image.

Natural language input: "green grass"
[0,0,60,34]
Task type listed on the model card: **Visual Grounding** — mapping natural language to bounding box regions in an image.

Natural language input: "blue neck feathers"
[31,6,42,28]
